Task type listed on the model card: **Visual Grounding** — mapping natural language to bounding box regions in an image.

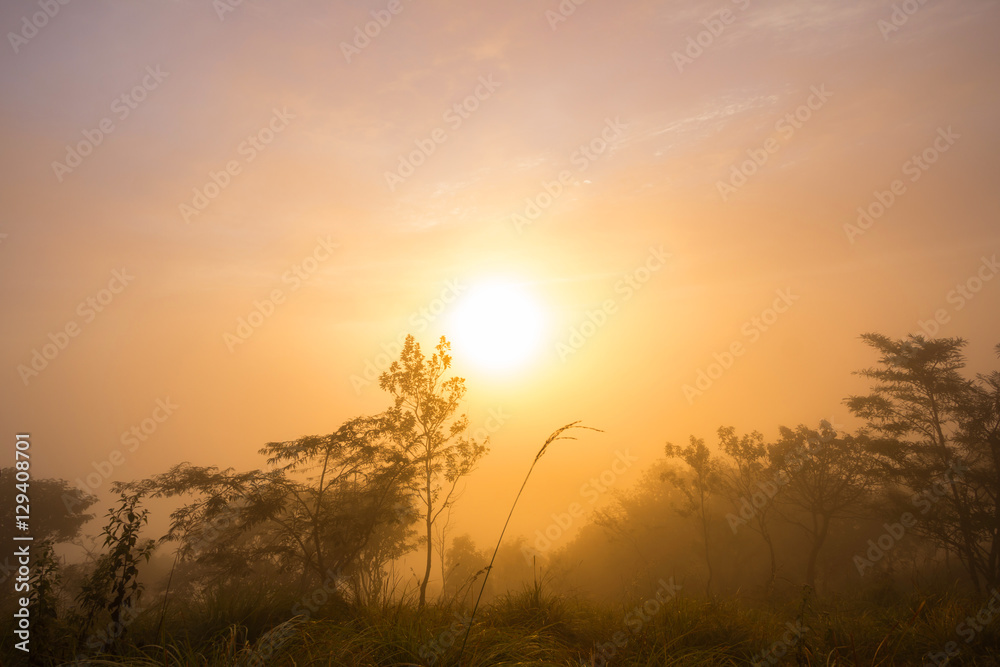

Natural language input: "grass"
[458,421,603,662]
[19,580,1000,666]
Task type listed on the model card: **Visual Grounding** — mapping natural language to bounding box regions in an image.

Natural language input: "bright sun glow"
[447,281,548,373]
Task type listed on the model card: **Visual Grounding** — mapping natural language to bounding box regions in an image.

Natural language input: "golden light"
[446,281,548,374]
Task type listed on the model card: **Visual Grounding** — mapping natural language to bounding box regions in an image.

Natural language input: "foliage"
[846,333,1000,592]
[6,332,1000,666]
[73,493,156,652]
[0,467,97,544]
[117,415,415,596]
[769,422,878,591]
[717,426,779,593]
[663,436,723,596]
[30,539,62,657]
[378,334,489,607]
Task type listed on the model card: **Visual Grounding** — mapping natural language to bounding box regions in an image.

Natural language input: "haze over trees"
[846,334,1000,593]
[107,335,488,608]
[3,333,1000,665]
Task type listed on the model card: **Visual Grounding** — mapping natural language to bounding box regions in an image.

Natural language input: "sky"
[1,0,999,552]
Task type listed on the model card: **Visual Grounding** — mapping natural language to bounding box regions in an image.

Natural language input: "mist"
[2,0,1000,665]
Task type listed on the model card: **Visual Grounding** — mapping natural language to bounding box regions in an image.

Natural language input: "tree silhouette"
[717,426,780,595]
[119,414,414,595]
[379,335,488,607]
[663,436,722,597]
[768,422,875,591]
[0,468,97,544]
[847,334,1000,591]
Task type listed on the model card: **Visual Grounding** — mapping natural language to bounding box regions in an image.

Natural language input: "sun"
[446,281,548,374]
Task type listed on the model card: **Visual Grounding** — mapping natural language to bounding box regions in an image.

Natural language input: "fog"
[2,0,999,664]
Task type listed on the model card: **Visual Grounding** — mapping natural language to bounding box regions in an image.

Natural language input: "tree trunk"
[765,533,777,597]
[418,453,434,608]
[805,543,820,593]
[417,425,434,608]
[419,512,433,607]
[700,487,713,598]
[805,516,828,593]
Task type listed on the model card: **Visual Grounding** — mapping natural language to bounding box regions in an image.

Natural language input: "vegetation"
[3,333,1000,666]
[379,335,489,608]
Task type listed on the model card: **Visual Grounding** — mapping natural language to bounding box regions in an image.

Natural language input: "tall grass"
[11,581,1000,665]
[457,421,603,663]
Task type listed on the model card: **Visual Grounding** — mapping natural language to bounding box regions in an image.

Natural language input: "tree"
[258,414,415,589]
[0,468,97,544]
[379,335,488,607]
[768,421,874,591]
[444,533,489,604]
[347,504,415,607]
[663,436,722,597]
[717,426,779,595]
[0,469,96,607]
[121,414,415,595]
[845,334,997,592]
[588,460,688,589]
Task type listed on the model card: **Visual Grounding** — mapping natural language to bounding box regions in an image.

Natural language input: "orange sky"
[2,0,999,550]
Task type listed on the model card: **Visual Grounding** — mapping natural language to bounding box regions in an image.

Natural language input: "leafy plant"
[74,492,155,652]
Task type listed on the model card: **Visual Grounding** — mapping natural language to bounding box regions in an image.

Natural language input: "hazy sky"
[2,0,999,549]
